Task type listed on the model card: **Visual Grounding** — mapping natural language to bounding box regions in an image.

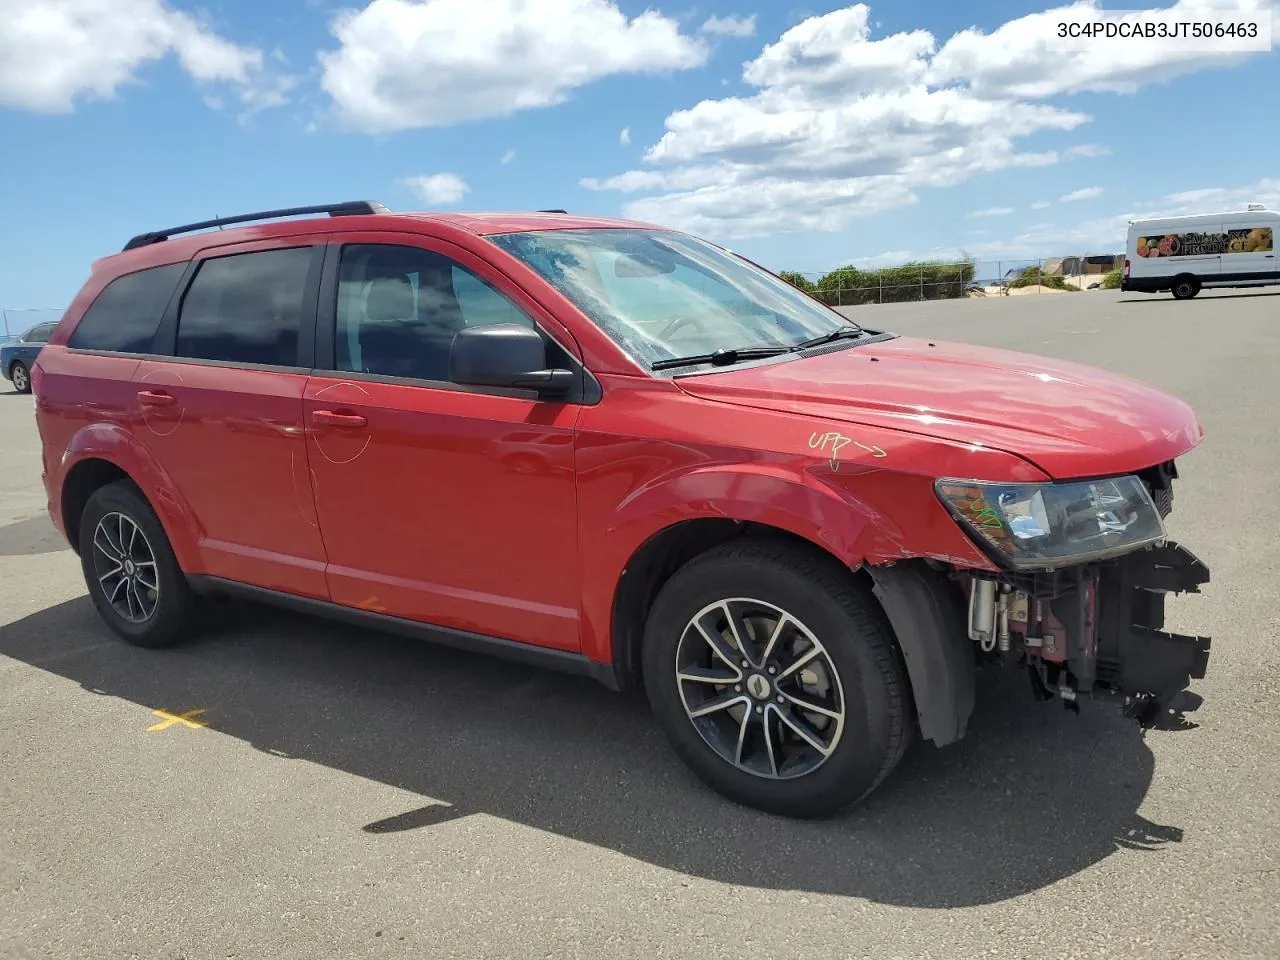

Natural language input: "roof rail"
[122,200,390,252]
[537,208,569,214]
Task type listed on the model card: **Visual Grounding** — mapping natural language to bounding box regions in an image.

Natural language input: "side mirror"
[449,323,574,396]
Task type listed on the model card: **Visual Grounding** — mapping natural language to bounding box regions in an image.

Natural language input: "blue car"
[1,321,57,394]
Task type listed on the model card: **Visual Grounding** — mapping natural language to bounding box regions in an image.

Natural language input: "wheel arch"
[595,467,980,747]
[58,425,201,571]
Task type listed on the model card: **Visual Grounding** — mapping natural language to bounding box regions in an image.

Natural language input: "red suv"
[33,201,1212,817]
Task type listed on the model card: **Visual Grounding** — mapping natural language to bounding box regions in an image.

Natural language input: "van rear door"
[1220,217,1277,283]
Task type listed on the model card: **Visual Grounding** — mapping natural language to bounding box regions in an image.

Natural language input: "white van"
[1122,204,1278,299]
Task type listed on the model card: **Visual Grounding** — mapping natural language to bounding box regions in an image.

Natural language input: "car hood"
[674,336,1204,479]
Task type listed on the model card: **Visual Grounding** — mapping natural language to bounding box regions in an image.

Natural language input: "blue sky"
[1,0,1277,318]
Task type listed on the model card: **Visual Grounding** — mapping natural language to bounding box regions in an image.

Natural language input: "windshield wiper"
[790,326,867,352]
[651,345,788,371]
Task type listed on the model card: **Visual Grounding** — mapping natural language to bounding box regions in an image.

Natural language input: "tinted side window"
[24,323,56,343]
[176,247,312,367]
[67,262,186,354]
[334,244,535,383]
[451,267,533,328]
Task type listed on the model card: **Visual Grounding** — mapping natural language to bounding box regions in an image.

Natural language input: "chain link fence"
[782,255,1124,307]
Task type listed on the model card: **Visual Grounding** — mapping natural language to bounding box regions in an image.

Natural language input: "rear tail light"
[1123,258,1131,278]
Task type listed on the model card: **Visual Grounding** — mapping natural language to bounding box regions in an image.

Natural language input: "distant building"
[1060,254,1124,275]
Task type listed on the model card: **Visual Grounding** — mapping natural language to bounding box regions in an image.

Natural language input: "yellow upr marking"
[147,708,208,732]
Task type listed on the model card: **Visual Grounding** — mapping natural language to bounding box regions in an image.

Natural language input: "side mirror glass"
[449,323,574,396]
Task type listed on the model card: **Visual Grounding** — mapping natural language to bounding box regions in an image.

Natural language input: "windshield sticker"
[1137,227,1272,258]
[808,431,887,470]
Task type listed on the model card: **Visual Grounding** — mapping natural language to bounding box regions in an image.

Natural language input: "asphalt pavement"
[2,288,1278,959]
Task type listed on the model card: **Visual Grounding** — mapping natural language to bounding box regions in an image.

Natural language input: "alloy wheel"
[11,365,27,392]
[91,512,160,623]
[675,598,846,780]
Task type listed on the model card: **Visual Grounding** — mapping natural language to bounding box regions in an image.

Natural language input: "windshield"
[486,228,859,367]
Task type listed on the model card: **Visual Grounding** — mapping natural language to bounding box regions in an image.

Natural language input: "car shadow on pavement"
[0,595,1184,909]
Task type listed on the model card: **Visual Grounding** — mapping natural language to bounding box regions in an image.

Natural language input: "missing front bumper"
[1095,542,1211,727]
[965,540,1212,729]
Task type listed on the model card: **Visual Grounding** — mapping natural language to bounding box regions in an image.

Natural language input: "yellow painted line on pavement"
[146,708,208,732]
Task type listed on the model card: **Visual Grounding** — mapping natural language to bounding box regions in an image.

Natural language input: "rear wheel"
[78,480,198,648]
[10,361,30,393]
[641,539,912,818]
[1171,276,1200,300]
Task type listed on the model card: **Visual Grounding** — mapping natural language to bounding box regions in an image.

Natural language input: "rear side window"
[67,262,186,354]
[24,323,56,343]
[176,247,312,367]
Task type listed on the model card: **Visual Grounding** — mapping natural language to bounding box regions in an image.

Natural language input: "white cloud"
[620,126,631,145]
[1061,186,1104,202]
[0,0,290,115]
[501,149,516,164]
[583,1,1276,238]
[319,0,708,133]
[401,172,470,204]
[1031,200,1052,209]
[1065,143,1110,158]
[851,178,1280,264]
[967,206,1015,218]
[928,0,1279,100]
[700,15,756,38]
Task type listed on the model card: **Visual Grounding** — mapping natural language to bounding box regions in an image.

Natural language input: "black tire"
[1171,276,1200,300]
[10,361,30,394]
[78,479,198,648]
[641,538,912,818]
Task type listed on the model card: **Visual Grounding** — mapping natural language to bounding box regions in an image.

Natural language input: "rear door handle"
[137,389,175,407]
[312,409,368,429]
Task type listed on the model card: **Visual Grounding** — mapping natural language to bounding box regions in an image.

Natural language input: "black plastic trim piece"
[313,242,339,371]
[151,258,202,357]
[186,575,619,687]
[1094,540,1212,725]
[123,201,389,251]
[866,560,975,748]
[295,245,327,370]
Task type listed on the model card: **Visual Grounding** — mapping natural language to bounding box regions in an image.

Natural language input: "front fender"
[60,422,203,572]
[578,461,993,665]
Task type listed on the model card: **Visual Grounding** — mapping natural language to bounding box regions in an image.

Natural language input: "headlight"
[935,475,1166,570]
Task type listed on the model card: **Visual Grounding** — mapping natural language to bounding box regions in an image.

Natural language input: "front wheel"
[10,361,30,393]
[641,540,912,818]
[78,480,198,648]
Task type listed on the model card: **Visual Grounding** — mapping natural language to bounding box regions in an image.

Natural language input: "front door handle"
[312,409,368,429]
[137,389,176,407]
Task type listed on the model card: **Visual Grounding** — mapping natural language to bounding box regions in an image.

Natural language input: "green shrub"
[1101,267,1122,289]
[777,271,816,292]
[812,260,976,306]
[1007,266,1077,291]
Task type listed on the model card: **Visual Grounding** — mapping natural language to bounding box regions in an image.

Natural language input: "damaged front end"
[937,460,1212,728]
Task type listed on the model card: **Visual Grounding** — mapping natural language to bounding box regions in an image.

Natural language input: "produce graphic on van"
[1138,227,1272,258]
